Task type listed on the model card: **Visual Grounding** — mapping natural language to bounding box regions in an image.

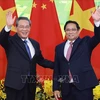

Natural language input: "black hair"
[64,20,80,31]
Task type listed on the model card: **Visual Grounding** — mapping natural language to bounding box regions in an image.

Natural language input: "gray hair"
[16,17,31,27]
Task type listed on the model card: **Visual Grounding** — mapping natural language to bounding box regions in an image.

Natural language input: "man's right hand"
[54,90,61,100]
[6,11,16,29]
[91,6,100,22]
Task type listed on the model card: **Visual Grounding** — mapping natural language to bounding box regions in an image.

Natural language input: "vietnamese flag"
[69,0,100,79]
[0,0,17,80]
[30,0,63,79]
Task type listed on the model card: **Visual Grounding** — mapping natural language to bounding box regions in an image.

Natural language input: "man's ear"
[78,29,81,35]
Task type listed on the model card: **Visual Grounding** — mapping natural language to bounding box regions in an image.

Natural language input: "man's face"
[16,20,30,39]
[65,23,80,41]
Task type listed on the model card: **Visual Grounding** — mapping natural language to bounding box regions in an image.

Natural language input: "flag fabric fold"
[30,0,63,79]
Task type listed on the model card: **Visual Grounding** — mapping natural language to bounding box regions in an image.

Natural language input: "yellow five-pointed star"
[41,4,47,10]
[50,0,54,3]
[69,0,95,32]
[33,2,37,8]
[0,6,16,32]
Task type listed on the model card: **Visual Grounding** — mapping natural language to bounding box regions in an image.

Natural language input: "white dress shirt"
[22,38,35,58]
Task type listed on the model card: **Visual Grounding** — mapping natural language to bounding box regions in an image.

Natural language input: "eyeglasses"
[17,25,30,29]
[65,28,78,32]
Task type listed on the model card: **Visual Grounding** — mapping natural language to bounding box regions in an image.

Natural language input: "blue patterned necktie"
[23,40,32,59]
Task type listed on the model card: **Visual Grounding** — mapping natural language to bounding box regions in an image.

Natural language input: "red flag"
[70,0,100,79]
[0,0,17,80]
[30,0,63,79]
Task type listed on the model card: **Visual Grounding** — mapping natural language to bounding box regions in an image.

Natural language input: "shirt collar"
[22,38,29,42]
[67,40,75,44]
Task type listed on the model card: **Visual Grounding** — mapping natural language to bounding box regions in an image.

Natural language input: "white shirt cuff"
[94,21,100,27]
[4,25,11,32]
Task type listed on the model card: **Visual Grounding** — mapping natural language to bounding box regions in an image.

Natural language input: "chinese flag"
[30,0,63,79]
[0,0,17,80]
[69,0,100,79]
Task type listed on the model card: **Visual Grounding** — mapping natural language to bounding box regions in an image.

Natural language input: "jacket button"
[68,63,70,65]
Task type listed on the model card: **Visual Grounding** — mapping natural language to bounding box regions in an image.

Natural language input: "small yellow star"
[41,4,47,10]
[33,2,37,8]
[50,0,54,3]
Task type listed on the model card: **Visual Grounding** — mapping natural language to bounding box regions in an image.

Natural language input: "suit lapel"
[62,38,81,61]
[13,34,30,60]
[70,37,81,59]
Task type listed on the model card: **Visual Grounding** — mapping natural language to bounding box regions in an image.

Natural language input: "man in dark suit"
[53,7,100,100]
[0,11,54,100]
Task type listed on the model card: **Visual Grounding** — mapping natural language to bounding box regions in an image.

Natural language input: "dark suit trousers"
[5,78,36,100]
[62,83,93,100]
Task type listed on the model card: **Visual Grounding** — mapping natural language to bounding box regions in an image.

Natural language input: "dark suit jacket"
[53,25,100,95]
[0,28,54,91]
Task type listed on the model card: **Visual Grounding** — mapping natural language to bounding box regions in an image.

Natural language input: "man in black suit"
[53,7,100,100]
[0,12,54,100]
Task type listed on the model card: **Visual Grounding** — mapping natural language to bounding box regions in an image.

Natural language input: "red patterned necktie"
[66,42,73,81]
